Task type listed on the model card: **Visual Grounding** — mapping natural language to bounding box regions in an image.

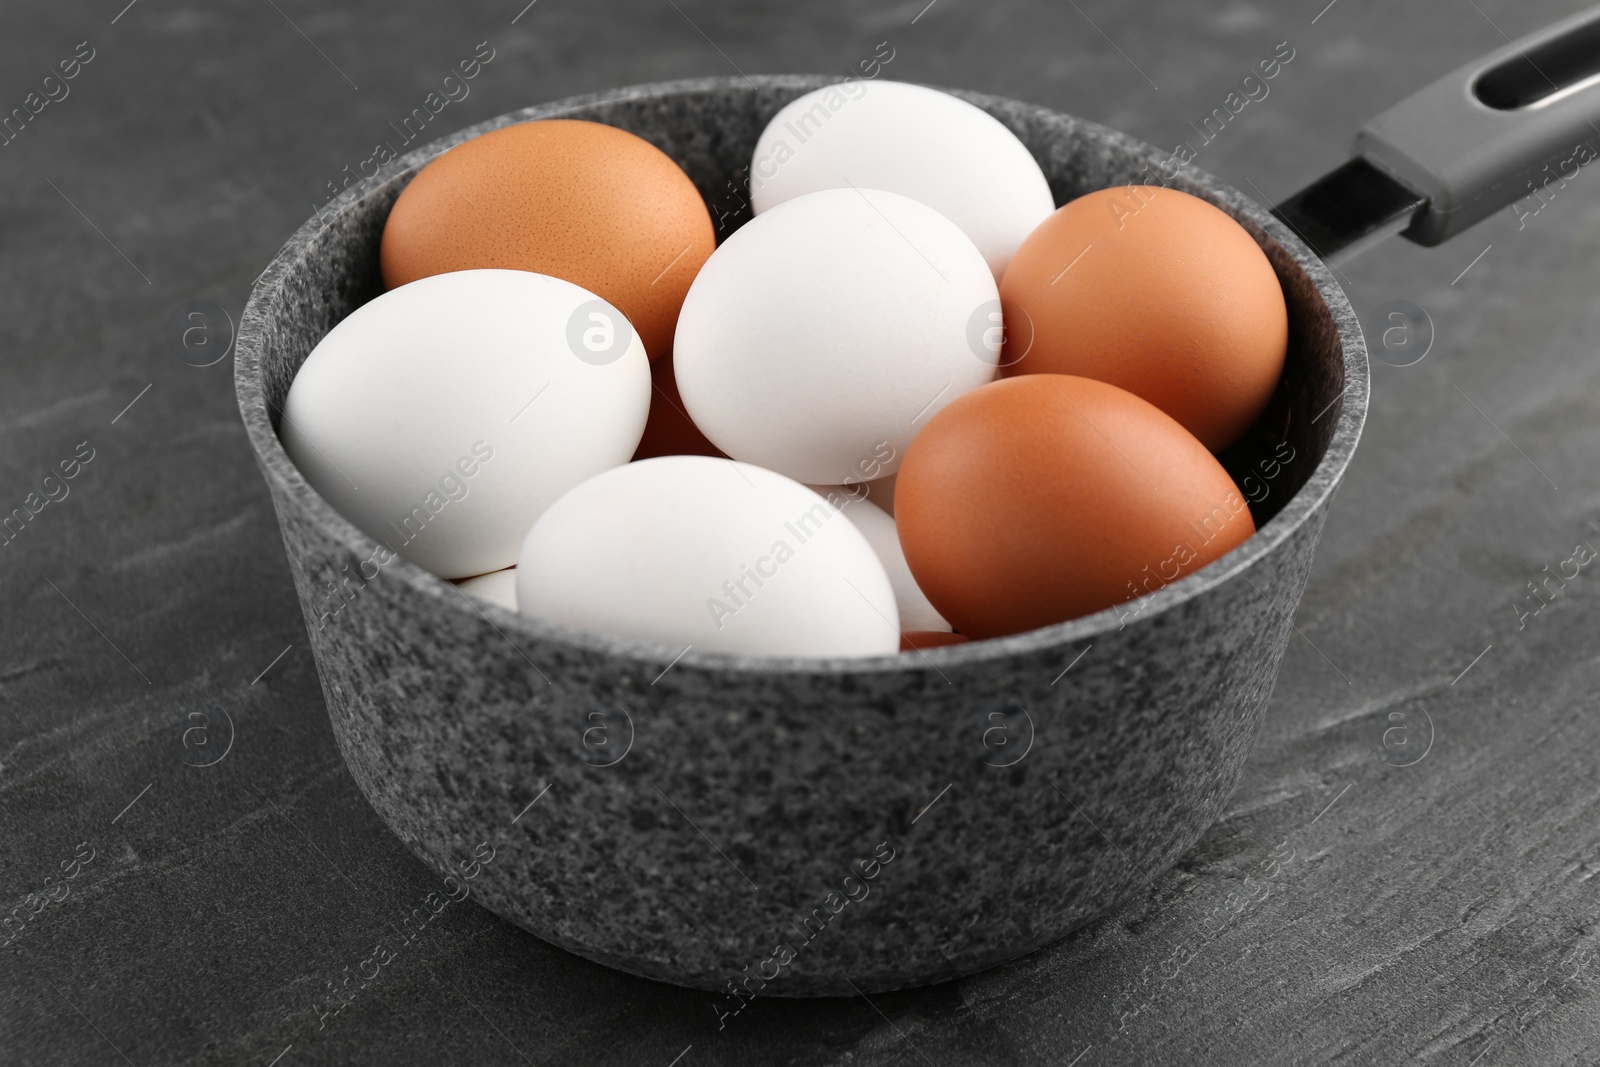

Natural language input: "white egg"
[674,188,998,486]
[750,80,1055,279]
[806,485,951,633]
[281,269,649,579]
[455,568,517,611]
[516,457,899,657]
[863,473,896,515]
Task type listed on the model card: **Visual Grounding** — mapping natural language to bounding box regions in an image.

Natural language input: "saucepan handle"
[1276,4,1600,261]
[1361,3,1600,244]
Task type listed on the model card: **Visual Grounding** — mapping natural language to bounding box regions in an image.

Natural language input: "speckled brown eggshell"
[380,119,716,362]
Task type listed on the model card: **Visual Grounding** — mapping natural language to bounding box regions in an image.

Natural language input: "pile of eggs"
[283,80,1288,659]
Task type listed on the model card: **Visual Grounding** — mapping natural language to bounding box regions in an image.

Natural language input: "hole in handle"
[1474,13,1600,111]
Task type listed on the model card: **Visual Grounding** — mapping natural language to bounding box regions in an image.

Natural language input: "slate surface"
[3,1,1599,1064]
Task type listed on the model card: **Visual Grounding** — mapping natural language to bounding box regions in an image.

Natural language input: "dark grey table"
[5,1,1599,1063]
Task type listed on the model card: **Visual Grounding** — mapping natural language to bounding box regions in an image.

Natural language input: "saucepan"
[235,6,1600,995]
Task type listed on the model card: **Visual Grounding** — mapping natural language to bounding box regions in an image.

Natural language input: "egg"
[901,631,969,652]
[806,475,893,516]
[805,485,951,632]
[380,119,715,362]
[896,375,1255,639]
[456,568,517,611]
[999,185,1288,452]
[516,457,900,657]
[861,473,896,515]
[281,269,649,579]
[631,353,725,461]
[675,188,998,485]
[750,80,1054,279]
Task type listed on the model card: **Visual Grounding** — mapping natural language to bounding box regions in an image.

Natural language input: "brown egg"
[632,354,725,461]
[380,119,715,362]
[901,630,969,652]
[896,375,1255,639]
[999,186,1287,452]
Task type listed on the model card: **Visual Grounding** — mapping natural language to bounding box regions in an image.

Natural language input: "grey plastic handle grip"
[1357,4,1600,246]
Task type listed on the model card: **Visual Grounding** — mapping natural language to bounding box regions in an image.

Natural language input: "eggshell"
[675,188,998,485]
[896,375,1255,639]
[455,568,517,611]
[516,457,900,657]
[803,474,895,516]
[282,269,649,579]
[631,353,725,461]
[805,486,951,632]
[901,631,969,652]
[862,473,896,515]
[380,119,715,362]
[751,80,1054,279]
[999,185,1287,452]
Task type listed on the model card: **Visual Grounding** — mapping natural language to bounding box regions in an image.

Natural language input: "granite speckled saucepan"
[235,8,1600,996]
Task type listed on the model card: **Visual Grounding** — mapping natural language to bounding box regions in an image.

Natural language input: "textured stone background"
[3,0,1600,1064]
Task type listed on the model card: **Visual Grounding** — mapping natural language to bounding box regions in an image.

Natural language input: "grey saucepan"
[235,7,1600,997]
